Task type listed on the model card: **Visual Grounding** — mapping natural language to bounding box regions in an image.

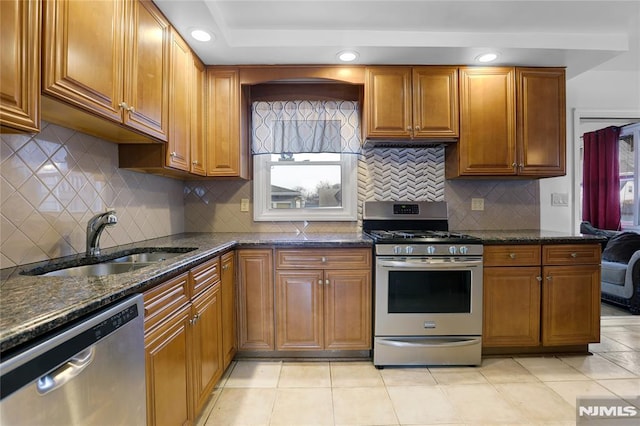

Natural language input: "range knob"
[448,246,457,255]
[426,246,436,255]
[405,246,414,255]
[393,246,403,255]
[459,246,469,255]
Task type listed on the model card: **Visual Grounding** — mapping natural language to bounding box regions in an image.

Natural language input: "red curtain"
[582,126,621,230]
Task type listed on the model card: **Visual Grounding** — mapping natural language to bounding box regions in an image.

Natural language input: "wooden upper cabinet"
[43,0,169,141]
[447,66,566,178]
[0,0,40,133]
[206,68,248,177]
[123,0,169,140]
[451,67,517,177]
[364,66,458,141]
[412,67,459,138]
[365,67,412,139]
[191,57,207,176]
[516,67,566,177]
[43,0,124,121]
[167,28,191,171]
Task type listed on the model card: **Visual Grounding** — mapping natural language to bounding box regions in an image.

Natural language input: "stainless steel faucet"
[86,210,117,256]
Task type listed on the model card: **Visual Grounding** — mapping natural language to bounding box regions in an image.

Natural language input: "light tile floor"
[198,315,640,425]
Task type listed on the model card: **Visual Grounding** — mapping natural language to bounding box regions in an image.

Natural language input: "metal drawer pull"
[325,279,330,285]
[509,253,516,259]
[321,257,327,263]
[570,252,578,258]
[318,279,322,285]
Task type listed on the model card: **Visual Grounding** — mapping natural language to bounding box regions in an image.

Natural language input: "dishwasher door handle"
[36,347,95,395]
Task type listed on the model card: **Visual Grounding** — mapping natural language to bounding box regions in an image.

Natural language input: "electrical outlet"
[471,198,484,211]
[240,198,250,212]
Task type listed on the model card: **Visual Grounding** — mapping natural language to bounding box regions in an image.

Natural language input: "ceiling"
[154,0,640,79]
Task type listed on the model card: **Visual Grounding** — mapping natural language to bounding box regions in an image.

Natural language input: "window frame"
[620,123,640,229]
[253,153,358,222]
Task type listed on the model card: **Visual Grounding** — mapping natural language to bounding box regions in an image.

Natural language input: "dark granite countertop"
[0,232,371,355]
[462,229,608,245]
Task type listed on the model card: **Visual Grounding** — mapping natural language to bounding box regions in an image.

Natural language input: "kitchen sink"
[22,247,197,277]
[109,251,185,263]
[40,262,153,277]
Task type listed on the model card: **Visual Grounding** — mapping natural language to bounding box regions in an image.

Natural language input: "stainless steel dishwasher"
[0,294,146,425]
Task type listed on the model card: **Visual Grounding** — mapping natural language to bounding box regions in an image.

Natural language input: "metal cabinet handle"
[511,162,517,168]
[170,152,177,157]
[509,253,516,259]
[128,105,135,112]
[406,126,412,131]
[325,279,330,285]
[414,126,421,131]
[36,347,95,395]
[570,252,578,258]
[546,275,552,281]
[192,160,198,165]
[536,276,542,282]
[118,101,129,110]
[321,257,327,263]
[318,279,322,285]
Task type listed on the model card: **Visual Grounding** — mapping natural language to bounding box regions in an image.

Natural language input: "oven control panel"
[393,204,419,215]
[377,244,483,256]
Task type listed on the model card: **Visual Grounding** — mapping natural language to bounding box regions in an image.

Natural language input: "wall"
[540,69,640,233]
[184,146,540,232]
[0,122,185,268]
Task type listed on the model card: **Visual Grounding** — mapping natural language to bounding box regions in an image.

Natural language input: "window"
[251,100,361,222]
[253,152,358,221]
[620,123,640,227]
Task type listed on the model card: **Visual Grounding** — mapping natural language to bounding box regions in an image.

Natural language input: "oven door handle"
[377,259,482,269]
[377,337,481,348]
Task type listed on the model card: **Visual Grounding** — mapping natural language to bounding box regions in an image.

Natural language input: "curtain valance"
[251,100,361,154]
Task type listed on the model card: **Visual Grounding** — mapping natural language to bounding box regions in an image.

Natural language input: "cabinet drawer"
[191,256,220,297]
[143,272,189,333]
[483,245,541,267]
[542,244,601,265]
[276,248,371,269]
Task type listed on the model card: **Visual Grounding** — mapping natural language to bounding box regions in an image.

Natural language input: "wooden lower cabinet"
[236,249,274,351]
[144,255,228,426]
[220,251,236,368]
[275,248,372,351]
[145,303,192,426]
[483,244,601,351]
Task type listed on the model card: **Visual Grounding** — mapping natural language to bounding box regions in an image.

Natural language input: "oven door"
[375,256,482,336]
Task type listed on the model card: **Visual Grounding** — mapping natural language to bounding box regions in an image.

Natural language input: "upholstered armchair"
[599,232,640,314]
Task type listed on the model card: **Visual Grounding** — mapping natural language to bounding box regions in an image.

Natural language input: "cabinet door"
[43,0,124,122]
[364,67,412,139]
[206,68,241,176]
[192,284,223,416]
[412,67,458,138]
[237,249,274,350]
[0,0,40,133]
[516,67,566,177]
[483,267,541,347]
[167,28,191,171]
[542,265,601,346]
[190,57,207,175]
[276,270,324,350]
[221,251,236,368]
[324,269,372,350]
[145,305,193,426]
[123,0,169,141]
[457,67,516,176]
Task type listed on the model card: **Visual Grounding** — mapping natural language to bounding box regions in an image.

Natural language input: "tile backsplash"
[1,124,539,268]
[1,122,184,268]
[184,146,539,233]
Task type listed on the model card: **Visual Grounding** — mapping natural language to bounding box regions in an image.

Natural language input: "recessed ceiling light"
[476,52,499,63]
[337,51,359,62]
[191,29,212,42]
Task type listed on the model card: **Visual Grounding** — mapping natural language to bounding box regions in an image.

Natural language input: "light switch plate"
[240,198,250,212]
[551,193,569,206]
[471,198,484,211]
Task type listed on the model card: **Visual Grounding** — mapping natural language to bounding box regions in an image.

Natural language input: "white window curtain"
[251,100,362,154]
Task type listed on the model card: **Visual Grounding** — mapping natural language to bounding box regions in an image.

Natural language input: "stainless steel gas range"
[363,201,483,367]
